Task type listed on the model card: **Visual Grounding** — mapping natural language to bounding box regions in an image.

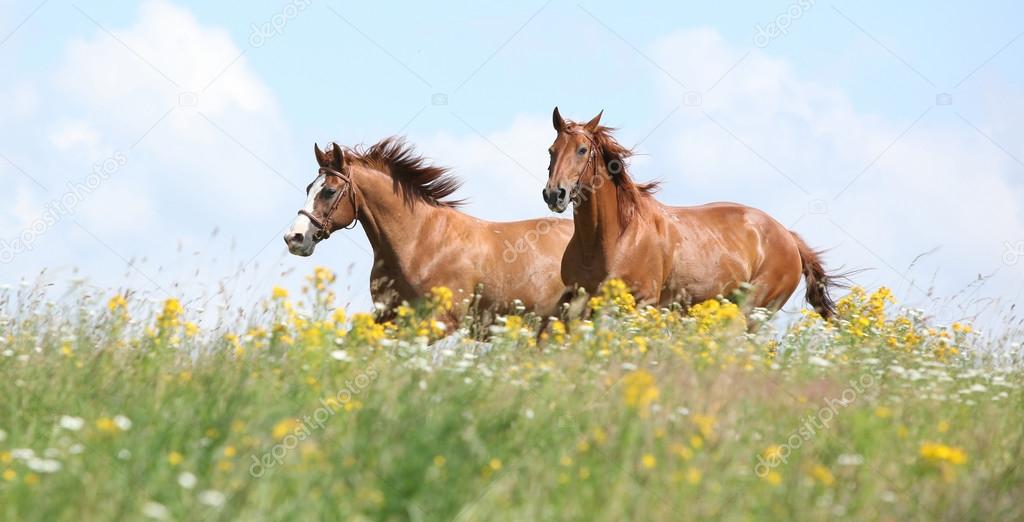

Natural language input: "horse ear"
[552,106,564,132]
[330,142,345,169]
[314,143,328,166]
[584,110,603,131]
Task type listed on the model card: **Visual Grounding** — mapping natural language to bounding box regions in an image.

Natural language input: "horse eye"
[577,146,588,156]
[321,187,336,197]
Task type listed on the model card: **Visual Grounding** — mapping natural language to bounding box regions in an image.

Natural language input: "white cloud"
[1,81,39,118]
[49,120,102,154]
[2,185,38,231]
[58,1,273,116]
[0,0,299,298]
[55,0,292,217]
[420,115,557,222]
[641,28,1024,316]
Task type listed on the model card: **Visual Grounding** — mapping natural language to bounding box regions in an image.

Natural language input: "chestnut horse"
[285,139,573,324]
[542,108,839,317]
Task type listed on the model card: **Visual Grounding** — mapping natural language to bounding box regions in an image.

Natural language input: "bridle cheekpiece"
[297,166,358,241]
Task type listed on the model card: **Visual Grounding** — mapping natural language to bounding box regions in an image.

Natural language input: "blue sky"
[2,0,1022,329]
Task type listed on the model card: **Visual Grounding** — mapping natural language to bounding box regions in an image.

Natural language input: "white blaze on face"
[286,175,325,255]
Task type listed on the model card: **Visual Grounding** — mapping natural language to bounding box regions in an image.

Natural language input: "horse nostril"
[542,188,555,205]
[557,187,567,201]
[286,233,303,245]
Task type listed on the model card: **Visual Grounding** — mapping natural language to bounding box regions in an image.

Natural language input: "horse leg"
[536,287,589,344]
[743,271,798,332]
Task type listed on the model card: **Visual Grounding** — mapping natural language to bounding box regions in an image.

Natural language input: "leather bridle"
[561,126,599,205]
[297,167,358,241]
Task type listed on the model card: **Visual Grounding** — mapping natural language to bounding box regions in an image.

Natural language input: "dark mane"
[565,121,660,225]
[341,137,465,208]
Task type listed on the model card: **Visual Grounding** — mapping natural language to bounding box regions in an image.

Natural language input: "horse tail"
[790,232,841,319]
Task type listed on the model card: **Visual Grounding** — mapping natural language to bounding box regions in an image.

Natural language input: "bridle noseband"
[297,167,358,241]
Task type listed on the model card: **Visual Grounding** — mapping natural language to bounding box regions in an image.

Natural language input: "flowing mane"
[565,121,660,225]
[342,137,465,208]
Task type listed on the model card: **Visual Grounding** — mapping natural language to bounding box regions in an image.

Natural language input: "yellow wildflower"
[550,320,567,344]
[272,286,289,299]
[349,313,385,345]
[688,298,745,334]
[589,278,636,314]
[224,333,243,357]
[919,442,967,465]
[331,308,347,326]
[156,298,184,331]
[951,322,973,334]
[272,418,300,440]
[641,454,657,469]
[504,315,524,338]
[167,452,184,466]
[621,370,660,411]
[107,294,128,313]
[762,445,784,461]
[95,417,118,433]
[429,286,454,312]
[671,443,693,461]
[690,435,704,449]
[685,467,702,485]
[307,267,336,291]
[810,464,835,486]
[692,414,716,439]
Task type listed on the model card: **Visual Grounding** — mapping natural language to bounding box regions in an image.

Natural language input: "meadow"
[1,267,1022,521]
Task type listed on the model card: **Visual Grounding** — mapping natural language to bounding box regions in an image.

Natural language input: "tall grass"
[0,269,1021,521]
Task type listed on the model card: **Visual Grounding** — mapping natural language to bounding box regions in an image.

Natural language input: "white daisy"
[113,415,133,431]
[177,471,197,489]
[58,415,85,431]
[198,489,226,507]
[141,501,170,520]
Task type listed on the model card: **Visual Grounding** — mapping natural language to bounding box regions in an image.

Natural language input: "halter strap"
[297,167,358,241]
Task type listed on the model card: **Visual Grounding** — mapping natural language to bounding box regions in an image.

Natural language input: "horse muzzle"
[284,232,315,257]
[542,186,570,213]
[284,214,323,256]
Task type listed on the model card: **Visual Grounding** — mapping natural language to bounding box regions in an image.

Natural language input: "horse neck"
[572,162,622,253]
[351,165,441,266]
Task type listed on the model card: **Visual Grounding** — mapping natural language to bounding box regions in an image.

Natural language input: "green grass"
[0,276,1022,521]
